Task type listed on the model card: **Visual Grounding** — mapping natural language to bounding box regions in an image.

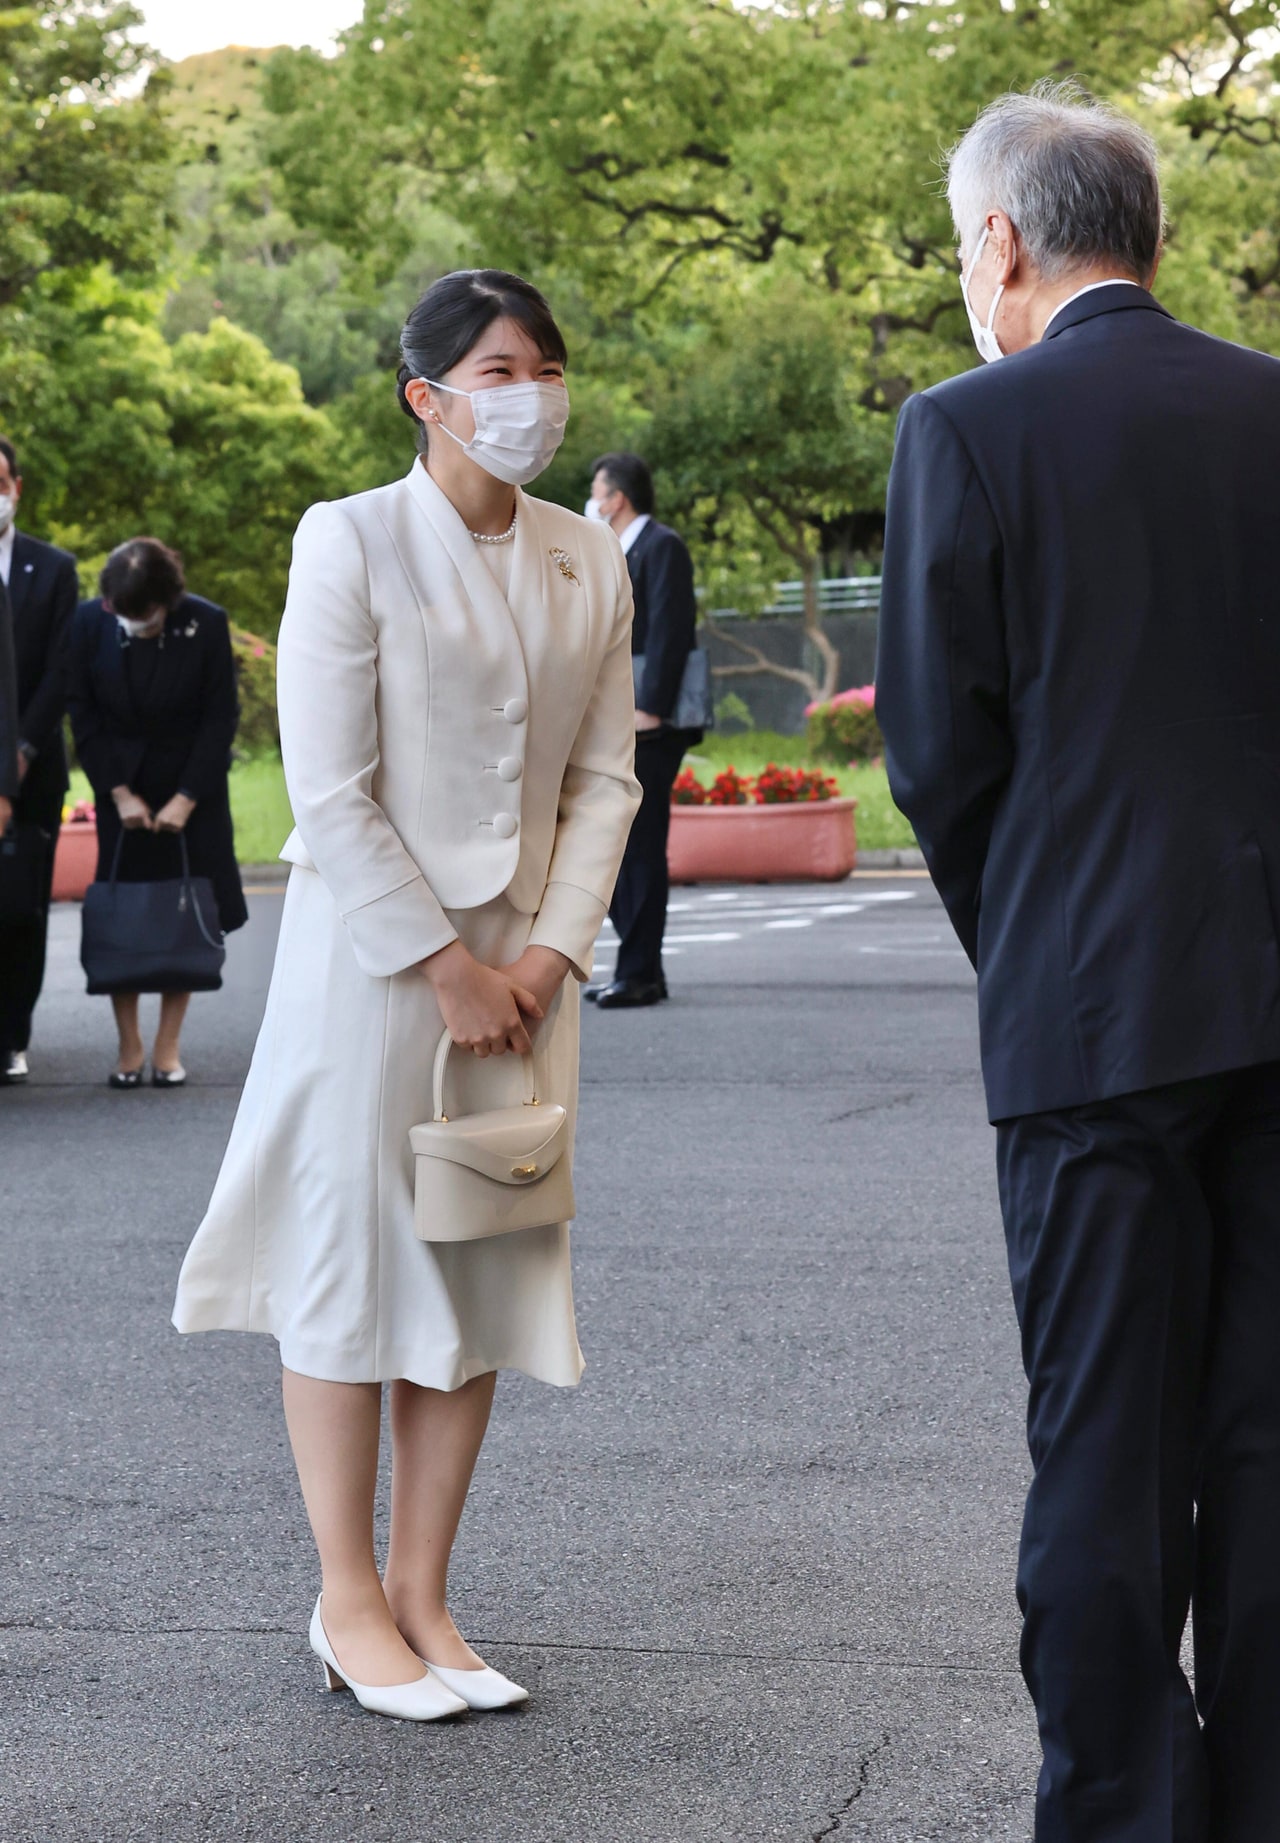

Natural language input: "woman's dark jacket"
[67,595,248,934]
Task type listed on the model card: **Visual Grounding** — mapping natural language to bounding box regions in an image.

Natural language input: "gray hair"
[946,80,1163,282]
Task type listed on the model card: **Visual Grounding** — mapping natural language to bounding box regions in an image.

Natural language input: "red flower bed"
[671,764,840,806]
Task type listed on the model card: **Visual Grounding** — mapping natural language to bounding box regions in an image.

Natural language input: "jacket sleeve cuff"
[340,874,458,979]
[527,880,609,983]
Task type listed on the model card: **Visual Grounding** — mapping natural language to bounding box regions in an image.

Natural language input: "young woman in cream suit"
[173,271,641,1721]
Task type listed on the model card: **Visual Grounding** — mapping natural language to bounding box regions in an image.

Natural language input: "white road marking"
[763,918,815,930]
[663,931,742,944]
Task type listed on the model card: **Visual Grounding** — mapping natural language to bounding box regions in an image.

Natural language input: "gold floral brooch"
[549,547,579,584]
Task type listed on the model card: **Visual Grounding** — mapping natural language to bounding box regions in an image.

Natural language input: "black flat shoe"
[151,1066,187,1088]
[108,1068,144,1089]
[593,978,667,1010]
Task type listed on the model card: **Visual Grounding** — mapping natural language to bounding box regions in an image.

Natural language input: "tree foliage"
[7,1,1280,668]
[0,281,333,634]
[0,3,175,307]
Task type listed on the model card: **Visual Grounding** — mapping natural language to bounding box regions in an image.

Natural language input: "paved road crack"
[811,1731,892,1839]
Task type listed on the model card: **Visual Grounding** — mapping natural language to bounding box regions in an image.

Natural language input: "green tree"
[650,288,896,701]
[1,281,335,635]
[0,2,174,309]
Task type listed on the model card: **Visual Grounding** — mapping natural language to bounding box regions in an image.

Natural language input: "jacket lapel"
[7,533,37,625]
[402,460,531,695]
[514,494,591,692]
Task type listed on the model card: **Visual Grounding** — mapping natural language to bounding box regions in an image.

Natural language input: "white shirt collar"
[0,521,15,588]
[618,512,651,557]
[1043,278,1141,337]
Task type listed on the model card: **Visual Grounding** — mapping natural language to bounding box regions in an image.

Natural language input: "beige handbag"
[409,1029,576,1243]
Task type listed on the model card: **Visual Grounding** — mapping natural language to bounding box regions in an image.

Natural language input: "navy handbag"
[81,832,226,995]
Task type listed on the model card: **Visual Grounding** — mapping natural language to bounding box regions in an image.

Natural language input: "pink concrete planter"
[668,797,857,884]
[52,821,99,902]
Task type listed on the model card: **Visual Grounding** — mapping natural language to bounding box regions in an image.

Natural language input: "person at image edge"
[877,82,1280,1843]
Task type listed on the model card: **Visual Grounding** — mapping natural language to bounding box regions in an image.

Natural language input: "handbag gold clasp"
[512,1164,539,1179]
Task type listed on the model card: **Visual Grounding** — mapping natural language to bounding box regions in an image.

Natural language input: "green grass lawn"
[687,730,916,851]
[67,732,916,864]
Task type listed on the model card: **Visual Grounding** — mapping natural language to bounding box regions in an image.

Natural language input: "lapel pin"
[549,547,579,585]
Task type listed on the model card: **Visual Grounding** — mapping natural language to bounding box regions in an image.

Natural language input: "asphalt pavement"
[0,874,1039,1843]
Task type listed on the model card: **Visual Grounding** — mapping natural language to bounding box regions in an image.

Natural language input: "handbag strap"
[431,1027,539,1124]
[107,827,190,883]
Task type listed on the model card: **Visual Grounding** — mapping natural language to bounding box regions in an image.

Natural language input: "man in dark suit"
[0,579,19,827]
[584,452,701,1009]
[877,83,1280,1843]
[0,438,79,1084]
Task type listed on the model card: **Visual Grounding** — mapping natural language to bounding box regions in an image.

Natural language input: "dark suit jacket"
[626,517,702,735]
[876,286,1280,1122]
[67,595,240,805]
[0,578,19,803]
[7,530,78,826]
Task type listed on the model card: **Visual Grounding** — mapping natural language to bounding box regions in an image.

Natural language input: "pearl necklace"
[470,507,518,545]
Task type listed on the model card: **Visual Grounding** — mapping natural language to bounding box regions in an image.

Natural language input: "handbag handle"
[431,1027,540,1124]
[108,827,192,885]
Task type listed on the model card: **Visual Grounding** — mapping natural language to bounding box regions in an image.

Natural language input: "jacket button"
[492,813,518,840]
[497,756,523,782]
[503,697,528,724]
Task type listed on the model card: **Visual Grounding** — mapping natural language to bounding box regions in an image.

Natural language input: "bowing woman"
[67,539,247,1087]
[173,271,641,1722]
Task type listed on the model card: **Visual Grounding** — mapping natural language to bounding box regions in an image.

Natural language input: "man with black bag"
[584,452,707,1009]
[0,438,78,1086]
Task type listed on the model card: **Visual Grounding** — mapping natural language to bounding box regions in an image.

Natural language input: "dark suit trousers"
[608,729,688,984]
[996,1063,1280,1843]
[0,812,57,1053]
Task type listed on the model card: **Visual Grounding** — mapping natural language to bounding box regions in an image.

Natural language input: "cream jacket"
[276,460,642,980]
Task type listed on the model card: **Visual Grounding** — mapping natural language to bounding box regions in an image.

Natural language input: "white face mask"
[115,611,166,640]
[960,229,1006,364]
[425,378,570,486]
[0,493,16,533]
[583,495,608,521]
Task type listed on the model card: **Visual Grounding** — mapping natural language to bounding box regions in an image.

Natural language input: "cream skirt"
[172,866,584,1389]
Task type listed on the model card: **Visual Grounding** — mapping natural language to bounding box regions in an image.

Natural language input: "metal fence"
[762,577,883,617]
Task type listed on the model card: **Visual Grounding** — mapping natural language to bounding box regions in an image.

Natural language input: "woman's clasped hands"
[420,939,571,1057]
[111,786,196,833]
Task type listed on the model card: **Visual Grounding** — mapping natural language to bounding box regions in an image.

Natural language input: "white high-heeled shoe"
[421,1656,530,1711]
[309,1597,468,1722]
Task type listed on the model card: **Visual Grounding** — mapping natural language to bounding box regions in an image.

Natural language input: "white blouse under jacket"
[275,460,642,981]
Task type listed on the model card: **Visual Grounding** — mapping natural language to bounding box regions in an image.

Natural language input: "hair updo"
[99,537,186,617]
[396,269,568,451]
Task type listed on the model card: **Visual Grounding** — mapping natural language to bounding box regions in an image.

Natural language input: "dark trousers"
[996,1062,1280,1843]
[608,729,688,984]
[0,820,57,1053]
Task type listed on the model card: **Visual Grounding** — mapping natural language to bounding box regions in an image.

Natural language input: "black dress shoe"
[593,978,667,1010]
[582,982,609,1003]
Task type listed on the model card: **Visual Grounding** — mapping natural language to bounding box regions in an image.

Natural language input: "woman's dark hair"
[592,452,656,517]
[99,538,186,618]
[396,269,568,449]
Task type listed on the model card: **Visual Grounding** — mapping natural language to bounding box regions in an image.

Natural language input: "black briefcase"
[0,823,51,924]
[633,648,716,731]
[81,833,226,995]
